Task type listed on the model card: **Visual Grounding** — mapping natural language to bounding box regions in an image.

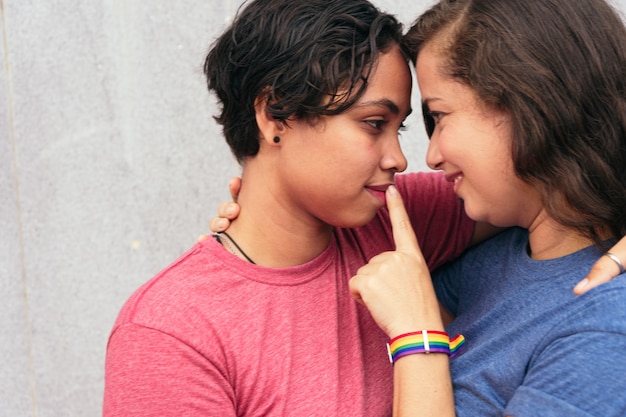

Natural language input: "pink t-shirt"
[103,172,473,416]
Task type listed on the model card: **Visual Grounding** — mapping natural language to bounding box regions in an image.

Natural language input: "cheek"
[327,140,379,170]
[436,129,467,160]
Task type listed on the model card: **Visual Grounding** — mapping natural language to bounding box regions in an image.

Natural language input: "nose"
[426,134,443,170]
[381,135,408,173]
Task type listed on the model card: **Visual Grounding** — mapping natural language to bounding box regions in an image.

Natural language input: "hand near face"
[203,178,625,296]
[349,185,444,338]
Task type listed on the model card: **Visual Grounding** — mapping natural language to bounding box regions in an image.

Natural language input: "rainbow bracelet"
[386,330,466,364]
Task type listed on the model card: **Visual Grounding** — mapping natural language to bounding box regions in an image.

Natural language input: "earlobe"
[254,91,284,145]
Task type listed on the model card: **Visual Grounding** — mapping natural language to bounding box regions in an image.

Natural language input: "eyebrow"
[421,98,443,108]
[356,99,413,118]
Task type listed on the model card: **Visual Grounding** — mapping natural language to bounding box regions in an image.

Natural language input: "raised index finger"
[386,185,419,253]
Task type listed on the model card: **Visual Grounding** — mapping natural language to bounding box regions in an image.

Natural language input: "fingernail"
[387,185,398,197]
[574,279,588,292]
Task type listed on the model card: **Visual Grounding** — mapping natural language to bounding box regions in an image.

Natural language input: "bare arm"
[206,177,625,295]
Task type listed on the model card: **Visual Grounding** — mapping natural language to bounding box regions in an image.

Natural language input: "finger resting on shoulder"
[574,253,623,295]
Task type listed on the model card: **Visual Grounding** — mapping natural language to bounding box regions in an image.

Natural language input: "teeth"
[454,176,461,184]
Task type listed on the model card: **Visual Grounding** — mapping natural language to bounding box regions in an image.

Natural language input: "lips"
[366,184,392,203]
[366,184,392,193]
[445,173,463,193]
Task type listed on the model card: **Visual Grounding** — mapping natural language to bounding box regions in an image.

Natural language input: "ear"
[254,92,285,146]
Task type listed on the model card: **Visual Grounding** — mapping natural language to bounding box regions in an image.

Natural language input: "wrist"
[386,330,466,364]
[387,320,444,340]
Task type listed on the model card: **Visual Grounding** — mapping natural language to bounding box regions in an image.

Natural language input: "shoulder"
[527,274,626,362]
[512,279,626,416]
[562,278,626,332]
[111,240,238,336]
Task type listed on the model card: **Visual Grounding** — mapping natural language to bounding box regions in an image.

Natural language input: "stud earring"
[273,136,280,143]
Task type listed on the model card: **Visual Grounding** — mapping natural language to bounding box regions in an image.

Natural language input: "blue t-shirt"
[434,228,626,417]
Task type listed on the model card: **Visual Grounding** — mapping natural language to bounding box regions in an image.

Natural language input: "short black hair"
[204,0,403,163]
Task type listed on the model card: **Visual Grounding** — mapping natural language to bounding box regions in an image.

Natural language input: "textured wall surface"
[2,0,625,415]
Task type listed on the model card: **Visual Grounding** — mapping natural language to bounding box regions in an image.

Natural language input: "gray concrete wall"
[2,1,625,415]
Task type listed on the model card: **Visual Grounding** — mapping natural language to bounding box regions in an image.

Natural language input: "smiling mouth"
[445,173,463,184]
[444,173,463,193]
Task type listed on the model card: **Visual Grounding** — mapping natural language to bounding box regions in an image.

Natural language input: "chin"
[334,212,378,229]
[462,204,488,224]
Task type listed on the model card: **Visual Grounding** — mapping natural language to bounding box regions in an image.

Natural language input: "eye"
[365,119,387,131]
[421,103,444,139]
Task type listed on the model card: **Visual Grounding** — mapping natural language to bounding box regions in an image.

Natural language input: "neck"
[226,212,333,268]
[527,215,596,260]
[223,166,334,268]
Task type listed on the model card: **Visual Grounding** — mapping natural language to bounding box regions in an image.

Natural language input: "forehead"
[416,43,512,128]
[416,43,478,107]
[415,42,446,93]
[356,45,412,112]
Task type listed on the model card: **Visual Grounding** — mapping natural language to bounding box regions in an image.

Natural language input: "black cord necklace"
[213,232,256,264]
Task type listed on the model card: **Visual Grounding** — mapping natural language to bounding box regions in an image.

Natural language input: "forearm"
[392,354,455,417]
